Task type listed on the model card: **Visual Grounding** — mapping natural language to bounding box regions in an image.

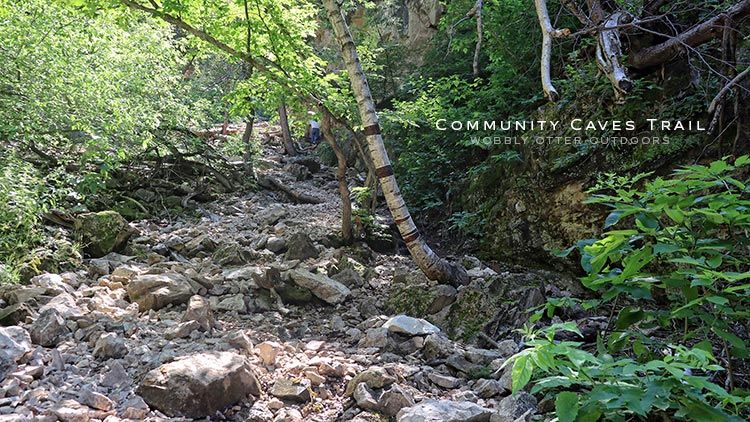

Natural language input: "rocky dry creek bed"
[0,148,576,421]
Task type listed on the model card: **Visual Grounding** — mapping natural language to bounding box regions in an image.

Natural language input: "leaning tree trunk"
[278,103,297,156]
[241,114,255,177]
[320,111,353,243]
[323,0,467,285]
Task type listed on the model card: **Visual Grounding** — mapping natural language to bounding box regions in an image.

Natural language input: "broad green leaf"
[615,306,645,329]
[555,392,579,422]
[511,354,534,393]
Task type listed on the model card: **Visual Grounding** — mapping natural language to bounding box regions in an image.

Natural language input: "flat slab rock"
[383,315,440,336]
[126,272,195,311]
[137,351,260,418]
[397,399,493,422]
[288,269,350,305]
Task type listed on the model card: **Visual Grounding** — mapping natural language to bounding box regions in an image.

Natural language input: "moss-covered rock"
[74,211,132,258]
[445,285,497,342]
[387,279,436,318]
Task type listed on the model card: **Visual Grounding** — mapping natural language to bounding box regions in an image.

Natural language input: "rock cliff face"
[318,0,442,64]
[405,0,443,48]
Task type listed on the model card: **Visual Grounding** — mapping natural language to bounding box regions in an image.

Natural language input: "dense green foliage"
[0,0,205,164]
[1,0,748,418]
[511,157,750,420]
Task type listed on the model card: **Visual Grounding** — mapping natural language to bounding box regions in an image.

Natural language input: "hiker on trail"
[308,119,321,145]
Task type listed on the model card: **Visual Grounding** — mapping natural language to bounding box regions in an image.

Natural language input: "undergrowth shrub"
[510,156,750,421]
[0,156,52,282]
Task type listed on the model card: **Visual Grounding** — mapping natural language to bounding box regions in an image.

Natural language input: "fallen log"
[256,174,324,204]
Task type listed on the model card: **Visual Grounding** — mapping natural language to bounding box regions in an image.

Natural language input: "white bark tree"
[323,0,467,285]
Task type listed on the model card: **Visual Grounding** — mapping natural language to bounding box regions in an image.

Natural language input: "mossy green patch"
[73,210,131,258]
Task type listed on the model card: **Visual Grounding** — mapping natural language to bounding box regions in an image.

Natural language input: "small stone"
[39,293,85,319]
[379,384,415,417]
[182,295,215,332]
[257,341,281,365]
[29,309,69,347]
[109,264,141,285]
[101,361,131,388]
[422,334,455,360]
[79,389,115,411]
[353,383,378,410]
[216,294,247,313]
[120,396,148,419]
[305,340,325,351]
[304,370,325,386]
[330,315,346,332]
[165,320,201,340]
[266,237,287,253]
[491,392,537,422]
[474,379,504,398]
[267,398,284,410]
[383,315,440,336]
[345,366,396,395]
[30,273,74,294]
[54,403,90,422]
[331,268,364,288]
[284,234,319,261]
[225,330,254,353]
[427,285,457,314]
[465,348,504,365]
[396,399,492,422]
[93,333,127,359]
[446,354,480,374]
[428,372,461,389]
[126,273,194,311]
[494,339,519,358]
[358,327,388,349]
[270,378,310,403]
[0,327,32,379]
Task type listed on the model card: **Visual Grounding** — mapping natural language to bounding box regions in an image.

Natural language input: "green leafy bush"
[511,156,750,421]
[0,157,51,281]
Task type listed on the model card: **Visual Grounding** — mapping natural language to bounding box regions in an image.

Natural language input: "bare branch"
[561,0,590,25]
[596,12,633,99]
[534,0,571,101]
[709,66,750,114]
[629,0,750,69]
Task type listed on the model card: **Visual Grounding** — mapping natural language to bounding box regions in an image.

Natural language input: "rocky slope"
[0,140,572,421]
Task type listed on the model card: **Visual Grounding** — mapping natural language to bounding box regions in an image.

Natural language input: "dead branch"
[534,0,571,101]
[257,174,324,204]
[629,0,750,69]
[709,66,750,114]
[596,12,633,99]
[445,0,484,76]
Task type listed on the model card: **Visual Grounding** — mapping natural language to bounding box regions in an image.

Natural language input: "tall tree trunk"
[242,114,255,177]
[278,103,297,156]
[323,0,467,285]
[320,111,353,243]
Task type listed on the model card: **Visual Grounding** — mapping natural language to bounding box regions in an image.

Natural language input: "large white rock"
[397,399,492,422]
[126,273,195,311]
[288,269,350,305]
[0,326,32,378]
[383,315,440,336]
[39,293,85,319]
[138,351,260,418]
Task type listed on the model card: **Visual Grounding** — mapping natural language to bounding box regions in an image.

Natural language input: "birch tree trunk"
[323,0,467,285]
[320,111,353,243]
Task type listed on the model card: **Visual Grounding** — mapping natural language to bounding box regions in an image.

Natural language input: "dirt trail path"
[0,138,542,421]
